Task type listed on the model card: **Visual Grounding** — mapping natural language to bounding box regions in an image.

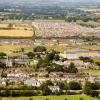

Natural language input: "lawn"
[3,94,97,100]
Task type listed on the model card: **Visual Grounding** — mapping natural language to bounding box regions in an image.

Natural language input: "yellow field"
[0,29,33,37]
[0,22,33,37]
[0,45,33,56]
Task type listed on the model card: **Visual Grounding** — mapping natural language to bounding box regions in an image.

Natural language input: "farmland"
[0,44,100,56]
[0,22,33,37]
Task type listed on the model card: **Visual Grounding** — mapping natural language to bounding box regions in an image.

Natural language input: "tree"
[79,56,93,63]
[95,62,100,66]
[27,52,35,59]
[45,98,49,100]
[54,55,60,61]
[83,81,100,96]
[29,98,33,100]
[8,23,13,29]
[46,80,53,86]
[79,98,83,100]
[57,82,68,90]
[83,81,92,95]
[0,62,6,69]
[21,48,25,52]
[68,81,82,90]
[0,52,6,59]
[46,50,57,61]
[42,86,52,96]
[54,63,64,72]
[34,46,47,52]
[67,63,78,73]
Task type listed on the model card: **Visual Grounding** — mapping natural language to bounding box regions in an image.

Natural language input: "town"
[0,0,100,100]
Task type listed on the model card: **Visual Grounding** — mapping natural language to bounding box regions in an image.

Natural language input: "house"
[48,86,60,92]
[5,59,13,67]
[60,51,78,59]
[15,58,30,65]
[15,54,30,65]
[60,50,100,59]
[64,60,91,69]
[24,79,42,87]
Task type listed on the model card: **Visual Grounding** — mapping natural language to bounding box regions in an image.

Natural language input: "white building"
[24,79,42,87]
[48,86,60,92]
[60,51,78,59]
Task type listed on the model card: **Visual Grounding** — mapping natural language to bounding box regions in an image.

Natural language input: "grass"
[0,45,33,56]
[3,94,97,100]
[45,45,75,52]
[0,44,100,56]
[0,45,76,56]
[93,58,100,62]
[75,45,100,50]
[80,69,100,76]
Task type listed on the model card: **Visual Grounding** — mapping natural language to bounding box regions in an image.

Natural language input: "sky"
[0,0,100,2]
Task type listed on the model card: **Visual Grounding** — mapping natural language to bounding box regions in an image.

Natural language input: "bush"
[34,46,47,52]
[29,98,34,100]
[79,98,83,100]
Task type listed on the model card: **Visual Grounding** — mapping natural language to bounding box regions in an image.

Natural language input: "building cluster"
[33,20,100,37]
[60,50,100,59]
[0,39,34,46]
[1,71,100,92]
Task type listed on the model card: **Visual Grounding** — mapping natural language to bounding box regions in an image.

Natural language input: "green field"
[0,44,100,56]
[3,94,97,100]
[0,45,75,56]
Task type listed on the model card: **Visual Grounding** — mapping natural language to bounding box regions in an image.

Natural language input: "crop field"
[0,44,100,56]
[0,44,79,56]
[0,29,33,37]
[3,94,97,100]
[80,69,100,76]
[0,23,33,37]
[75,45,100,50]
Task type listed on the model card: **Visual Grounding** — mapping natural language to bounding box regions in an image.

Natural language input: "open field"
[0,29,33,37]
[0,22,33,37]
[0,45,72,56]
[3,94,97,100]
[81,69,100,76]
[0,45,33,56]
[75,45,100,50]
[0,44,100,56]
[93,58,100,62]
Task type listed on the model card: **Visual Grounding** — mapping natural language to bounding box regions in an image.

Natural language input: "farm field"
[93,58,100,62]
[75,45,100,50]
[0,45,77,56]
[3,94,97,100]
[80,69,100,76]
[0,45,33,56]
[0,44,100,56]
[0,22,33,37]
[0,29,33,37]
